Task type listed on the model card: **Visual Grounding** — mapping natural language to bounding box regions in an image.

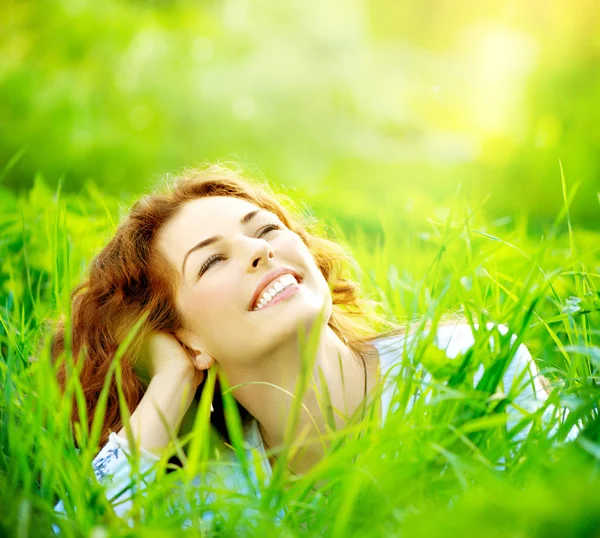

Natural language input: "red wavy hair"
[51,164,397,447]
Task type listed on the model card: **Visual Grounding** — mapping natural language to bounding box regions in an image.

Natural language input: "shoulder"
[433,321,514,357]
[373,321,524,371]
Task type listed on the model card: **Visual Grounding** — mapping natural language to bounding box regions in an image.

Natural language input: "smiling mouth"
[251,276,303,312]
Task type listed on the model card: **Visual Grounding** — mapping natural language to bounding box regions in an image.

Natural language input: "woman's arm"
[501,339,580,442]
[433,322,580,442]
[54,336,205,525]
[116,365,200,455]
[54,368,196,522]
[120,331,206,454]
[53,431,160,524]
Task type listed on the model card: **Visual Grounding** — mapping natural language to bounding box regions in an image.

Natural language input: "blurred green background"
[2,4,600,535]
[2,0,599,229]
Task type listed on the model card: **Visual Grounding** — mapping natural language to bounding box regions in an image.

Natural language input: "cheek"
[180,280,240,325]
[284,233,316,267]
[294,240,325,283]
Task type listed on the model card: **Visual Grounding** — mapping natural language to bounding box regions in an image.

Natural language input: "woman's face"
[155,196,332,369]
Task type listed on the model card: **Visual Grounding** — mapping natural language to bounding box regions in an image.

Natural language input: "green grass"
[0,171,599,537]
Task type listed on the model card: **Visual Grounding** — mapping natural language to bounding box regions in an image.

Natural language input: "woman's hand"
[120,331,216,454]
[136,331,213,388]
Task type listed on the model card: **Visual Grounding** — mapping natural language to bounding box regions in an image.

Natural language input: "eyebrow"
[181,208,265,278]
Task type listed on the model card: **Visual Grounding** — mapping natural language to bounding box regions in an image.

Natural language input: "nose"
[247,237,275,269]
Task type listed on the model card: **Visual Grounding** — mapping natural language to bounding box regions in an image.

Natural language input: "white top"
[53,322,580,529]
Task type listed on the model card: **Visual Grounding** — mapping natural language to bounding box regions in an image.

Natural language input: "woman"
[52,164,575,528]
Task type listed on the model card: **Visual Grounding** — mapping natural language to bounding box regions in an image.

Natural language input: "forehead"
[156,196,267,262]
[171,196,261,229]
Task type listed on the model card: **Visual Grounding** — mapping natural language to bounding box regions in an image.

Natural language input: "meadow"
[1,0,600,536]
[0,163,598,537]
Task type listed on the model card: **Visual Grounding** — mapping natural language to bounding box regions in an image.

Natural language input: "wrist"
[123,366,200,454]
[152,363,195,381]
[150,364,202,390]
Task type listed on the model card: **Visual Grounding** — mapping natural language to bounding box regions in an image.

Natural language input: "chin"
[290,300,332,341]
[257,299,327,340]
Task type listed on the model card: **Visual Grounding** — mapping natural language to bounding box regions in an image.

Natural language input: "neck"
[223,324,380,474]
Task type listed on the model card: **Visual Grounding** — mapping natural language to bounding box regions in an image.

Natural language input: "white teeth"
[253,273,299,311]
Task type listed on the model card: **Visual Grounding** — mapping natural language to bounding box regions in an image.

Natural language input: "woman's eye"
[198,254,226,277]
[197,224,282,278]
[259,223,282,236]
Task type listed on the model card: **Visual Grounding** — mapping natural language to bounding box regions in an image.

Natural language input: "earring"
[194,353,214,412]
